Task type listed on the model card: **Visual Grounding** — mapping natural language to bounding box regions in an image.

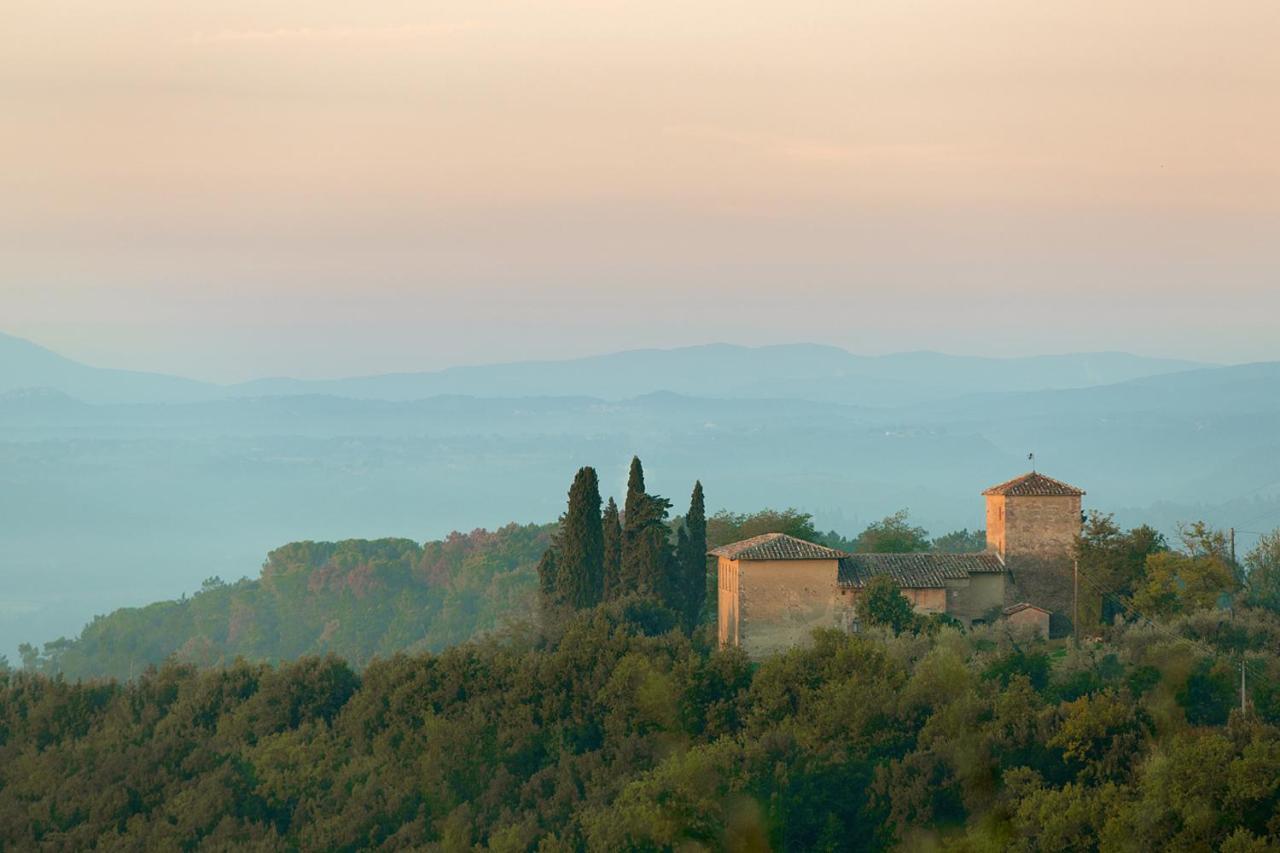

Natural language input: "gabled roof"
[1003,602,1051,616]
[709,533,849,561]
[982,471,1084,497]
[838,552,1004,589]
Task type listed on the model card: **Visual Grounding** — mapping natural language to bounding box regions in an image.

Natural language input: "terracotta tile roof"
[709,533,849,561]
[1003,602,1051,616]
[982,471,1085,497]
[838,552,1005,589]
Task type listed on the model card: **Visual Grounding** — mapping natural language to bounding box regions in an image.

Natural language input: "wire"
[1072,560,1271,686]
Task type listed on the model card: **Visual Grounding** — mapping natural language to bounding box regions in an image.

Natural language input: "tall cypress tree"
[556,466,604,609]
[623,456,646,528]
[622,456,673,598]
[602,497,623,600]
[679,480,708,630]
[621,456,646,593]
[675,525,691,617]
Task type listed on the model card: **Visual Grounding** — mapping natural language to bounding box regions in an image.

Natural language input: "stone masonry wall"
[737,558,841,658]
[1001,494,1082,634]
[945,573,1006,624]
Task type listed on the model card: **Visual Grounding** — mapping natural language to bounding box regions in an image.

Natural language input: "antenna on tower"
[1028,452,1036,472]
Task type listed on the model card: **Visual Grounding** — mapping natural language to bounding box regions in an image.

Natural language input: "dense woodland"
[20,524,554,681]
[5,458,1280,849]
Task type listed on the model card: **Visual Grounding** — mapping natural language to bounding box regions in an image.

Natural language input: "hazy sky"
[2,0,1277,381]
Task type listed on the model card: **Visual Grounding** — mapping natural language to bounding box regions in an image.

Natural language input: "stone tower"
[983,471,1084,633]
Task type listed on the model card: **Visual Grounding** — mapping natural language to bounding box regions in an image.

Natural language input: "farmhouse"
[713,471,1084,656]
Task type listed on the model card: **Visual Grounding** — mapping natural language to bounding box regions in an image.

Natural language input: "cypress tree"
[623,456,646,527]
[679,480,708,630]
[621,456,673,598]
[555,466,604,609]
[602,497,622,600]
[536,541,559,607]
[675,525,691,618]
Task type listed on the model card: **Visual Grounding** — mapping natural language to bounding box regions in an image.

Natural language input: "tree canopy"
[6,598,1280,849]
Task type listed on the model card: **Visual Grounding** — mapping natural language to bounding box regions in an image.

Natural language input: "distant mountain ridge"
[0,332,214,404]
[0,331,1211,407]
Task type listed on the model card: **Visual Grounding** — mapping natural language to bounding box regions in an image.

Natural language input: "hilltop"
[0,330,1207,406]
[25,525,552,682]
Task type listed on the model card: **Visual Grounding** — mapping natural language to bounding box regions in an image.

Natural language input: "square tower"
[983,472,1084,631]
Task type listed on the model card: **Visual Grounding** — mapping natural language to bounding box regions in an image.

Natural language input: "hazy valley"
[3,331,1278,662]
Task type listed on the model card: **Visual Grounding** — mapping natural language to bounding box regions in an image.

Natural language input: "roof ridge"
[838,551,1006,588]
[709,532,849,560]
[982,471,1085,497]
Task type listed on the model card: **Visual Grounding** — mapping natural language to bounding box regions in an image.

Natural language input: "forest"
[17,524,554,681]
[4,457,1280,849]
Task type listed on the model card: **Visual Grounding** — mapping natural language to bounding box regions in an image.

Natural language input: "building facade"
[714,535,848,658]
[983,472,1084,635]
[714,471,1085,654]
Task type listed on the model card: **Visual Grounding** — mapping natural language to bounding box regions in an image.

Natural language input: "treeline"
[4,598,1280,849]
[704,506,985,555]
[17,524,553,681]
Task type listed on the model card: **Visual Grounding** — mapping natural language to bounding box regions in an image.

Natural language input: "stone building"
[713,534,849,657]
[983,471,1085,635]
[714,470,1085,654]
[1003,602,1052,638]
[840,552,1006,625]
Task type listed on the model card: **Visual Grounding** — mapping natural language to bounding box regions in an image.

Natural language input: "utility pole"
[1241,660,1248,715]
[1073,558,1079,643]
[1230,527,1237,564]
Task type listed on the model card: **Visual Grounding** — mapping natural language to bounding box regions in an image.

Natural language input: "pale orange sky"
[2,0,1277,380]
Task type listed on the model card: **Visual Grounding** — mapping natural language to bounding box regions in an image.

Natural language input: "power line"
[1072,560,1270,687]
[1236,505,1280,531]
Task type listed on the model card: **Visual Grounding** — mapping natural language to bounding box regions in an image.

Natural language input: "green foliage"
[553,466,605,610]
[601,496,623,600]
[1134,550,1237,619]
[678,481,708,632]
[984,647,1052,692]
[620,456,675,601]
[1245,529,1280,614]
[16,460,1280,849]
[853,509,931,554]
[35,525,553,681]
[857,574,918,635]
[1176,657,1237,726]
[1075,512,1166,625]
[931,528,987,553]
[707,508,817,547]
[5,602,1280,849]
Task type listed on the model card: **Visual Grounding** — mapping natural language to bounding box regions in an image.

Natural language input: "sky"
[2,0,1278,382]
